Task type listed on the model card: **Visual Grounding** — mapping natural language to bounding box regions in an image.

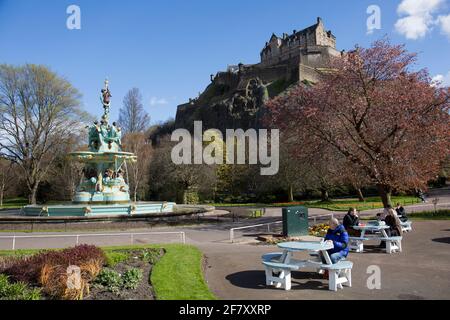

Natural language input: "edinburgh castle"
[174,18,341,133]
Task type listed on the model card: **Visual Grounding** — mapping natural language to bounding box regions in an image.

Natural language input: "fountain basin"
[22,202,176,217]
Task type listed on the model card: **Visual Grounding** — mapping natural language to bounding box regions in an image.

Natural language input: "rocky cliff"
[174,18,341,133]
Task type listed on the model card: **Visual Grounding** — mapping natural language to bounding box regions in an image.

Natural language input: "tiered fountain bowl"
[22,80,177,217]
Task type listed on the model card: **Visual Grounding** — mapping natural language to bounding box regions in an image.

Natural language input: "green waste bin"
[282,206,309,237]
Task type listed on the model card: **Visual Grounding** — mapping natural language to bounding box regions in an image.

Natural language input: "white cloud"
[437,14,450,38]
[432,71,450,87]
[395,15,431,39]
[149,97,168,106]
[395,0,445,40]
[397,0,444,16]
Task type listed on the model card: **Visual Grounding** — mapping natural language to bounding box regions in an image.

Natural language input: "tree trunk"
[30,182,40,205]
[182,189,187,205]
[377,184,392,208]
[357,188,365,202]
[320,189,329,202]
[288,184,294,202]
[133,186,138,203]
[0,185,4,207]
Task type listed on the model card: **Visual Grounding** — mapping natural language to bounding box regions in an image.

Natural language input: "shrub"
[140,249,160,264]
[1,245,106,300]
[0,274,41,300]
[122,268,143,290]
[94,268,122,294]
[105,251,129,267]
[94,267,143,294]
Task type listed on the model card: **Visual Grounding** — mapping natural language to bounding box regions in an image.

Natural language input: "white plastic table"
[350,222,395,253]
[277,241,334,266]
[264,241,352,291]
[352,223,390,239]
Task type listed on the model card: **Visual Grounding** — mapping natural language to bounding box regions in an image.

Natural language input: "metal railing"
[311,213,335,224]
[230,221,283,243]
[229,213,335,243]
[0,231,186,250]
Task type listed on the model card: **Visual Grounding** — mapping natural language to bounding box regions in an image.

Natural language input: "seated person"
[322,218,349,264]
[377,205,391,221]
[395,203,408,222]
[378,208,403,248]
[385,208,403,237]
[343,207,360,236]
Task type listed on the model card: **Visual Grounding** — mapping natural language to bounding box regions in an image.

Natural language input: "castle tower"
[260,18,337,67]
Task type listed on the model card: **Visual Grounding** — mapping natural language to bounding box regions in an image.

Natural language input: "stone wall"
[298,45,341,82]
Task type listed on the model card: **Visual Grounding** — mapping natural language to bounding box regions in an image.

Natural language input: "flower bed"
[0,245,163,300]
[309,223,330,237]
[257,223,330,245]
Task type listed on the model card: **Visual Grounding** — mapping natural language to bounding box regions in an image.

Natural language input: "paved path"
[0,187,449,299]
[1,220,448,299]
[198,220,450,300]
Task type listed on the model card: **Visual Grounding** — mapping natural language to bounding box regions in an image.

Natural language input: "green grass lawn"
[0,244,216,300]
[212,195,420,212]
[360,209,450,221]
[150,244,216,300]
[0,198,28,209]
[408,209,450,220]
[0,198,67,210]
[303,196,420,211]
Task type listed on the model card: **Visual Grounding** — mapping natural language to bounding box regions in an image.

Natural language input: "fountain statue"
[22,80,175,217]
[71,79,135,204]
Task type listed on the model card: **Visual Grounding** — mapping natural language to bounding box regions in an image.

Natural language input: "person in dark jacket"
[417,190,426,203]
[395,203,408,222]
[343,208,360,236]
[384,208,403,237]
[324,218,350,264]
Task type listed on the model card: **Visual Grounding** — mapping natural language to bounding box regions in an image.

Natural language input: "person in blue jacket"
[324,218,349,264]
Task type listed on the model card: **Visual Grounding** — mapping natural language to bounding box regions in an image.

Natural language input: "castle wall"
[214,71,240,88]
[239,63,297,87]
[315,19,336,48]
[298,46,341,83]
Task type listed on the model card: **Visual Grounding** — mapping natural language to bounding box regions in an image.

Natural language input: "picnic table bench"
[351,222,403,254]
[401,221,413,232]
[348,236,369,253]
[262,241,353,292]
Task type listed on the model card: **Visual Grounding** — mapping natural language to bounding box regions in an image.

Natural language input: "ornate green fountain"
[23,80,175,217]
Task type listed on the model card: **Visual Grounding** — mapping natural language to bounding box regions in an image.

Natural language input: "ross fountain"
[23,80,176,217]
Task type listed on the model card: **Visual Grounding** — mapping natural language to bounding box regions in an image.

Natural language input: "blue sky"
[0,0,449,123]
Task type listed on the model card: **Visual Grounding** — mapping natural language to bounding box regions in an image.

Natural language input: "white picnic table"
[350,221,402,254]
[262,241,353,291]
[352,222,390,238]
[277,241,334,266]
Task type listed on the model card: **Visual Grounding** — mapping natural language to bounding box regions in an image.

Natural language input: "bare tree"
[0,64,86,204]
[0,158,18,207]
[47,133,86,201]
[148,136,216,204]
[272,140,304,202]
[118,88,150,134]
[122,132,153,202]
